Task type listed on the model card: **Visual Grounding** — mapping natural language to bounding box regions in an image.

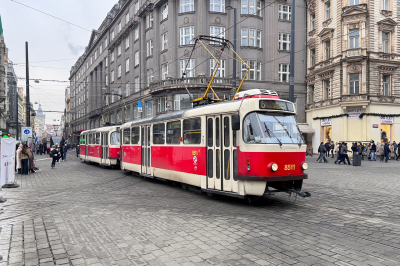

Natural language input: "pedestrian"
[339,143,351,165]
[31,143,36,155]
[384,139,390,163]
[397,144,400,161]
[330,141,335,158]
[318,142,328,163]
[370,140,376,161]
[16,144,22,174]
[28,145,36,173]
[334,142,339,158]
[39,143,43,155]
[379,141,385,161]
[76,144,80,157]
[18,144,33,175]
[325,140,331,157]
[357,143,364,160]
[60,144,64,162]
[389,141,394,160]
[351,142,358,153]
[63,144,68,160]
[335,143,343,164]
[393,141,398,157]
[366,142,371,160]
[50,145,59,169]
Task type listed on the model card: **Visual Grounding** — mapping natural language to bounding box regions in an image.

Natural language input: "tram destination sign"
[259,100,294,112]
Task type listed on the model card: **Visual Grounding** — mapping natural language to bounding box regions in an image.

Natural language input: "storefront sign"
[347,108,362,118]
[321,118,332,126]
[373,124,379,128]
[381,116,394,124]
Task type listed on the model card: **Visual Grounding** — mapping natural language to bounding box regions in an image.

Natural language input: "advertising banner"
[0,138,16,186]
[347,108,362,118]
[381,116,394,124]
[321,118,332,126]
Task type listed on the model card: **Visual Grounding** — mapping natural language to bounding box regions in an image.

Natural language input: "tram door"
[101,132,108,165]
[207,116,222,190]
[222,115,238,193]
[85,134,89,159]
[141,125,151,175]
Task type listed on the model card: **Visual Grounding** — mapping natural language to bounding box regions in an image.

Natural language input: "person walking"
[318,142,328,163]
[370,141,377,161]
[384,139,390,163]
[63,144,68,161]
[366,142,371,160]
[389,142,394,160]
[334,142,339,158]
[76,144,80,157]
[39,143,43,155]
[339,143,351,165]
[397,144,400,161]
[379,141,385,161]
[18,144,33,175]
[357,143,364,160]
[393,141,398,158]
[334,143,343,164]
[50,145,59,169]
[325,141,331,157]
[28,145,36,173]
[330,141,335,158]
[16,144,22,174]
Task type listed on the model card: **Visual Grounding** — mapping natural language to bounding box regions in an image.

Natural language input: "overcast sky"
[1,0,116,124]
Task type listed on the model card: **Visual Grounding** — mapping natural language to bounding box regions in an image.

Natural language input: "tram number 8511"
[284,164,295,171]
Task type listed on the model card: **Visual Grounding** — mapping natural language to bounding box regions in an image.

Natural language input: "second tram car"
[119,90,309,198]
[80,126,121,166]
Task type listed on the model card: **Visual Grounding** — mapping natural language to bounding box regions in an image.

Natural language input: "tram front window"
[243,112,303,144]
[110,132,120,145]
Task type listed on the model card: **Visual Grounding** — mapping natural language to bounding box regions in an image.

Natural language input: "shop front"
[321,118,332,143]
[380,116,393,142]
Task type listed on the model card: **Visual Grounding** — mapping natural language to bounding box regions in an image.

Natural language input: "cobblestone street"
[1,153,400,266]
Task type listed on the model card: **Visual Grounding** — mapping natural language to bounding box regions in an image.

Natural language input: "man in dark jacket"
[334,143,343,164]
[76,144,80,157]
[318,143,328,163]
[39,144,43,155]
[325,141,331,157]
[339,143,351,165]
[370,141,376,161]
[384,141,390,163]
[50,146,59,168]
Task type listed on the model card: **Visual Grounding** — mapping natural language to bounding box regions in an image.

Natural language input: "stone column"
[342,106,347,141]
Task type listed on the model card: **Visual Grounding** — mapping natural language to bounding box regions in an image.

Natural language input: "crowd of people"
[317,139,399,164]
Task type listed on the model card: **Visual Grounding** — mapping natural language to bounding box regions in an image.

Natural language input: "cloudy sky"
[1,0,116,124]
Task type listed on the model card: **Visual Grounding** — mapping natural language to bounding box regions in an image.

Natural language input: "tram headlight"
[301,162,308,170]
[270,163,278,172]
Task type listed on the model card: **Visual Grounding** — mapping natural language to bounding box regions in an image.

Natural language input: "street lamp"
[225,5,237,99]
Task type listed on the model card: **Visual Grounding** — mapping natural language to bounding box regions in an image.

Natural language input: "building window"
[95,51,97,60]
[278,5,291,21]
[162,32,168,51]
[100,44,103,54]
[180,59,195,78]
[325,40,331,60]
[349,73,359,95]
[126,83,130,97]
[180,0,194,12]
[382,32,389,53]
[382,75,390,96]
[126,13,130,23]
[125,107,131,121]
[147,40,153,57]
[111,30,115,40]
[241,61,261,80]
[105,75,108,85]
[279,64,290,82]
[147,69,154,86]
[158,97,167,113]
[324,80,330,99]
[105,57,108,67]
[161,3,168,20]
[135,76,140,92]
[257,62,261,81]
[162,64,168,80]
[118,65,122,78]
[135,51,139,66]
[111,51,114,62]
[325,2,330,20]
[135,28,139,40]
[146,13,154,29]
[310,14,315,31]
[310,85,314,103]
[146,101,153,117]
[90,57,93,65]
[210,59,226,78]
[118,22,122,32]
[111,70,115,83]
[126,58,130,73]
[241,29,248,46]
[210,26,225,44]
[126,36,129,49]
[242,29,261,47]
[174,94,193,110]
[210,0,225,12]
[350,0,359,6]
[257,30,261,48]
[349,29,359,48]
[242,0,261,15]
[134,105,140,120]
[310,49,315,67]
[135,1,139,14]
[105,38,108,47]
[382,0,389,10]
[279,33,291,51]
[118,45,122,56]
[180,27,194,45]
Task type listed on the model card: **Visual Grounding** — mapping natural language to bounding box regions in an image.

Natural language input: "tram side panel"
[88,144,101,163]
[122,145,141,172]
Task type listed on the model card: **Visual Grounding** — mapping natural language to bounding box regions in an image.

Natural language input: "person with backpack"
[338,143,351,165]
[318,142,328,163]
[50,145,60,169]
[370,140,377,161]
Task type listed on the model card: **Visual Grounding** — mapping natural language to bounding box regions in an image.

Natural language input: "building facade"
[0,36,7,135]
[34,104,46,140]
[306,0,400,150]
[68,0,307,143]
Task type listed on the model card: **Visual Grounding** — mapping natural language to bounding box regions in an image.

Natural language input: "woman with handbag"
[17,144,33,175]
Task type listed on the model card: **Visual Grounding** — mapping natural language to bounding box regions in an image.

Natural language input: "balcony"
[0,90,6,103]
[149,77,233,94]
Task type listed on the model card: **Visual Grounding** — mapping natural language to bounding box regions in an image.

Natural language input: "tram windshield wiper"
[273,116,291,139]
[264,123,282,147]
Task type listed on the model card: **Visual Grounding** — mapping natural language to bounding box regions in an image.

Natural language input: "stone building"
[68,0,307,143]
[306,0,400,150]
[0,34,7,135]
[34,104,46,139]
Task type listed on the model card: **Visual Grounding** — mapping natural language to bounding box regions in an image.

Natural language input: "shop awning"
[298,123,315,134]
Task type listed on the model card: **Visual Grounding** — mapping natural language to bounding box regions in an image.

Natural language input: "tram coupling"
[289,189,311,198]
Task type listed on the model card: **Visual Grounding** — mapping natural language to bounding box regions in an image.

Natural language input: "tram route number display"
[259,100,294,112]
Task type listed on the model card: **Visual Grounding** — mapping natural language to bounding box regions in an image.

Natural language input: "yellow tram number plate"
[284,164,295,171]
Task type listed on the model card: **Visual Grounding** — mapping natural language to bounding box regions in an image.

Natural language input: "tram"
[120,89,310,199]
[79,126,121,166]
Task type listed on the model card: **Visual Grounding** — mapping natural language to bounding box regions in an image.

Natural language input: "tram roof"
[81,125,120,135]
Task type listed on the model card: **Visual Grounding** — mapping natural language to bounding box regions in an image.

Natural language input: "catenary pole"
[26,42,30,126]
[289,0,295,103]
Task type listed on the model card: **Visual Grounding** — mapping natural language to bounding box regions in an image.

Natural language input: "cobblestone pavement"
[1,152,400,266]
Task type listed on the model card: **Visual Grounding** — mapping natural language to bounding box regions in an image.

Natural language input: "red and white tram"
[79,126,121,166]
[120,90,309,199]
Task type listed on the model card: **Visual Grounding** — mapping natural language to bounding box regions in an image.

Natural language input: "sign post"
[21,127,32,142]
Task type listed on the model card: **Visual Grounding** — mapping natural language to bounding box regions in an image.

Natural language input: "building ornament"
[342,5,368,24]
[306,76,315,85]
[307,38,316,49]
[308,29,316,36]
[341,94,368,102]
[377,18,397,32]
[378,52,396,60]
[306,0,316,14]
[318,28,334,42]
[380,10,393,17]
[378,65,398,75]
[347,64,361,73]
[317,70,334,79]
[322,18,332,27]
[378,96,396,103]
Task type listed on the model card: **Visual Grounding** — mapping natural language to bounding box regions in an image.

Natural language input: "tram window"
[207,118,213,147]
[233,130,237,147]
[89,134,93,144]
[123,129,131,144]
[224,117,230,147]
[131,127,140,144]
[224,149,230,180]
[183,118,201,144]
[95,133,101,144]
[153,123,165,144]
[216,118,220,147]
[110,131,120,145]
[167,121,181,144]
[208,149,213,178]
[141,127,145,145]
[216,149,220,179]
[233,150,237,181]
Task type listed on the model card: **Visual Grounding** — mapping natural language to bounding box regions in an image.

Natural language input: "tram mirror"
[232,114,240,131]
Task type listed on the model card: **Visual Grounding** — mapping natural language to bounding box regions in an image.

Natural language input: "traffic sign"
[138,101,142,112]
[21,127,33,141]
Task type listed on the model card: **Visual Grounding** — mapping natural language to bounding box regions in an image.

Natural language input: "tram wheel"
[206,192,214,197]
[247,196,261,204]
[181,183,188,190]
